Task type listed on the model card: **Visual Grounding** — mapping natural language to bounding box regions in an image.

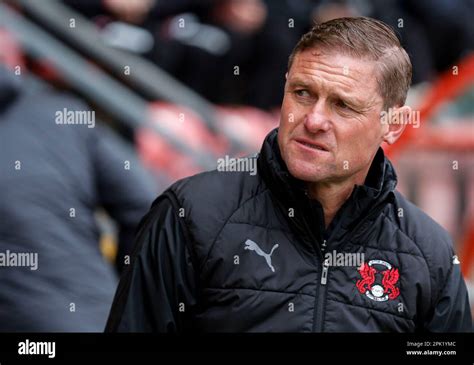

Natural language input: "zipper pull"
[321,239,327,252]
[321,259,329,285]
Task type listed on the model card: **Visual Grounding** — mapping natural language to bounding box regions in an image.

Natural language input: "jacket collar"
[257,128,397,241]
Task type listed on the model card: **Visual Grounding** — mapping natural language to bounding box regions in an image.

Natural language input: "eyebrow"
[288,79,311,89]
[288,78,366,108]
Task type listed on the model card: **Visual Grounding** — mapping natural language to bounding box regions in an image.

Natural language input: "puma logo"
[244,239,279,272]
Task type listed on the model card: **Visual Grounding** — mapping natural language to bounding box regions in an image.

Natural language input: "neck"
[308,169,369,228]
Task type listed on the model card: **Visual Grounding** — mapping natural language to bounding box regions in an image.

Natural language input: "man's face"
[278,49,385,185]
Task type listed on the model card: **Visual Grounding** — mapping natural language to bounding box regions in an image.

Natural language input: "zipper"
[312,196,393,332]
[314,241,329,331]
[300,189,329,332]
[320,256,329,285]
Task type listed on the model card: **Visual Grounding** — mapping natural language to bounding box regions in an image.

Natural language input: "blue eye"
[295,89,310,97]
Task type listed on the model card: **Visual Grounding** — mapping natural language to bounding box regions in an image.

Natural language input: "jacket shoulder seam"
[171,179,269,272]
[381,212,431,268]
[381,211,447,306]
[226,220,293,234]
[201,187,270,271]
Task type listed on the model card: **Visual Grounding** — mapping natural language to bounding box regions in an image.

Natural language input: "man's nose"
[304,100,331,133]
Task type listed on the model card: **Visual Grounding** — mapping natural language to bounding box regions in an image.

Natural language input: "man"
[106,17,472,332]
[0,65,156,331]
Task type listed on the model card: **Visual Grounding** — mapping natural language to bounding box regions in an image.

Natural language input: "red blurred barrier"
[384,53,474,158]
[0,28,25,69]
[137,103,278,181]
[384,53,474,282]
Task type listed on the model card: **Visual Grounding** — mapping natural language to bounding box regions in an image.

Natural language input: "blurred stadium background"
[0,0,472,331]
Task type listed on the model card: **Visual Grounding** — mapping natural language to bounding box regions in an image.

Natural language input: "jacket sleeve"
[105,192,198,332]
[424,259,472,332]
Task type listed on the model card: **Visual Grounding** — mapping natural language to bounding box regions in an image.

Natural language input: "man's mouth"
[294,139,329,152]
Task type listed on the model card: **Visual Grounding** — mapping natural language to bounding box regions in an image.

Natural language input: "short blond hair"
[288,17,412,110]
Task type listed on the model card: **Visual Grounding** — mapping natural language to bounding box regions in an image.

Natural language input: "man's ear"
[382,105,411,145]
[285,72,288,80]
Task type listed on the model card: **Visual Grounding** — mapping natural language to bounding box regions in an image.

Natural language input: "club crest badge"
[356,259,400,302]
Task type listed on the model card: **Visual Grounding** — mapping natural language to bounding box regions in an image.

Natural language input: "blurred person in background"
[283,0,473,85]
[63,0,473,110]
[63,0,297,109]
[0,64,156,331]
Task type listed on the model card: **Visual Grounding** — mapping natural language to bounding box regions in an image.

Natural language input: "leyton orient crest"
[356,259,400,302]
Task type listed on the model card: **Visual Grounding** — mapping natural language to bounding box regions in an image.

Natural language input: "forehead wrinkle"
[292,50,376,85]
[290,69,359,99]
[292,64,362,93]
[297,56,364,80]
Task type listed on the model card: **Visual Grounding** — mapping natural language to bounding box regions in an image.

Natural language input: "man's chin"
[286,162,327,183]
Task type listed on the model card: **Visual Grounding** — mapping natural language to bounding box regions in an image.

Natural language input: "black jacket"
[106,128,472,332]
